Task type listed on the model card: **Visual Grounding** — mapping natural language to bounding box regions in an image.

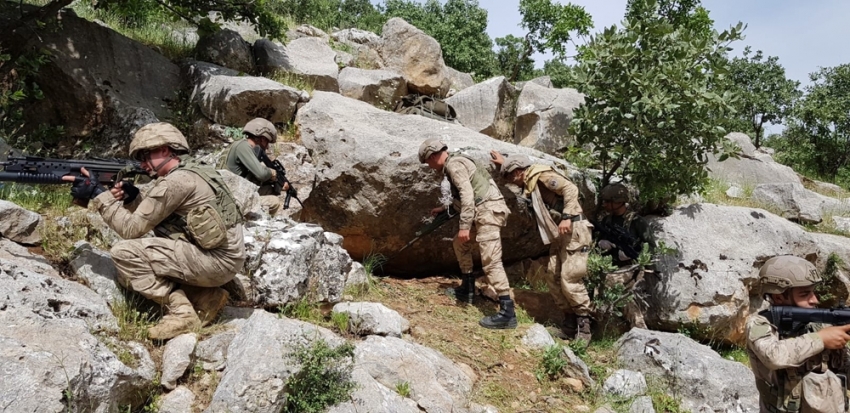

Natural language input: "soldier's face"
[603,199,626,215]
[425,151,446,170]
[508,169,524,185]
[774,286,819,308]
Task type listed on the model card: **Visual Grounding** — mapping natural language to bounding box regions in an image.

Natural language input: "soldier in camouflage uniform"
[221,118,283,215]
[69,123,246,340]
[491,152,594,342]
[419,138,517,329]
[746,255,850,412]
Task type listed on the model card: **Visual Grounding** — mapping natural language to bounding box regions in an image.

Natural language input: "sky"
[478,0,850,89]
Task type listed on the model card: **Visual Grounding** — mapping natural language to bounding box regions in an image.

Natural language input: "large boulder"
[296,91,595,274]
[647,203,819,343]
[185,61,305,126]
[616,329,758,412]
[752,182,850,224]
[5,8,181,143]
[285,24,330,42]
[0,200,40,244]
[446,76,518,141]
[379,18,450,97]
[514,83,584,155]
[338,68,407,109]
[707,132,801,187]
[277,37,340,92]
[195,29,255,74]
[445,66,475,92]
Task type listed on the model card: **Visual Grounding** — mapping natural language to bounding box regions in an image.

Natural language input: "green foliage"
[284,340,356,413]
[534,344,568,381]
[112,291,159,342]
[395,381,411,397]
[720,47,801,148]
[816,253,843,305]
[543,59,576,88]
[495,35,536,81]
[330,311,349,333]
[0,183,71,213]
[518,0,593,60]
[268,70,316,94]
[271,0,385,33]
[718,345,749,365]
[774,64,850,181]
[569,0,744,205]
[625,0,714,38]
[279,298,324,323]
[383,0,496,78]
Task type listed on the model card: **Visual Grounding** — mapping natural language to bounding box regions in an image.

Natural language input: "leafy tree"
[777,64,850,181]
[542,59,575,88]
[508,0,593,81]
[625,0,713,37]
[569,0,744,206]
[383,0,496,78]
[495,35,536,81]
[721,47,801,148]
[274,0,385,33]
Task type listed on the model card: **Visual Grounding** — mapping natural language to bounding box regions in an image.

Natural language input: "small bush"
[535,344,568,381]
[284,340,356,413]
[395,381,411,398]
[330,311,349,333]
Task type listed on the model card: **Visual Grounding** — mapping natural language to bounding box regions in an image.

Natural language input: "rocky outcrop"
[707,132,801,187]
[286,24,330,42]
[752,182,850,224]
[616,329,758,412]
[514,83,584,155]
[0,200,41,244]
[296,91,594,274]
[195,29,255,74]
[379,18,450,97]
[332,302,410,337]
[279,37,340,92]
[446,76,518,141]
[69,241,124,306]
[445,66,475,92]
[338,68,407,109]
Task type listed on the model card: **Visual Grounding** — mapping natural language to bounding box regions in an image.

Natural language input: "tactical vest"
[155,156,244,248]
[756,311,849,412]
[446,154,491,205]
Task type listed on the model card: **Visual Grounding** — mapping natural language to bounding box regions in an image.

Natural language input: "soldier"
[595,183,656,328]
[221,118,284,215]
[419,138,517,329]
[746,255,850,412]
[491,152,594,342]
[67,123,246,340]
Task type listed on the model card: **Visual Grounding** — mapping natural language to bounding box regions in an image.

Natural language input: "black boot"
[479,296,518,329]
[446,273,474,304]
[575,315,593,344]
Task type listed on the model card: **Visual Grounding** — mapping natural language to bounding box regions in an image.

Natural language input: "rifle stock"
[0,156,145,186]
[768,306,850,338]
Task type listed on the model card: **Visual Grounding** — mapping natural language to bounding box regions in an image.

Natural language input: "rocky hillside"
[2,6,850,413]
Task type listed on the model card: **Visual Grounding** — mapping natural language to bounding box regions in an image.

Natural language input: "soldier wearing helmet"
[746,255,850,412]
[490,150,594,343]
[221,118,285,215]
[419,138,517,330]
[67,122,246,341]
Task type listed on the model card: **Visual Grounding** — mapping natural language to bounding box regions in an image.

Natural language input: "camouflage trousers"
[546,221,593,316]
[258,185,282,216]
[110,237,244,304]
[453,202,511,296]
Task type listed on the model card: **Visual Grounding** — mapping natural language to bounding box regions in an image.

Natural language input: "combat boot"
[479,296,518,329]
[575,315,593,344]
[562,313,578,338]
[183,286,229,327]
[446,273,475,304]
[149,289,201,340]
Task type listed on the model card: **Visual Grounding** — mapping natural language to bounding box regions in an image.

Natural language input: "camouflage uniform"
[221,118,281,215]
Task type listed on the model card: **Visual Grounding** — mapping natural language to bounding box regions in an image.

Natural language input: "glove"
[120,180,140,204]
[618,250,630,262]
[71,173,105,203]
[598,239,614,251]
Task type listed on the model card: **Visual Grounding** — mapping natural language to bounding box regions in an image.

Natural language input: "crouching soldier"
[221,118,284,215]
[491,152,594,342]
[67,123,246,340]
[419,138,517,329]
[747,255,850,412]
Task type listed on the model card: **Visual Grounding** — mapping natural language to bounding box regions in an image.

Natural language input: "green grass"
[395,381,411,398]
[112,292,159,342]
[0,183,71,213]
[268,70,316,94]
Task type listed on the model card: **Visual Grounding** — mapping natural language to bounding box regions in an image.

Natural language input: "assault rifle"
[389,206,459,260]
[257,151,302,209]
[765,306,850,338]
[0,155,145,187]
[592,219,641,260]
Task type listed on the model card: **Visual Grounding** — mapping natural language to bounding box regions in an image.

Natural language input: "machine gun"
[0,155,146,188]
[389,206,459,261]
[592,219,641,260]
[257,151,302,209]
[764,306,850,338]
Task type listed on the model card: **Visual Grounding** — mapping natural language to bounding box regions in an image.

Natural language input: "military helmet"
[243,118,277,143]
[418,138,447,163]
[129,122,190,161]
[758,255,821,295]
[502,155,532,176]
[600,183,630,203]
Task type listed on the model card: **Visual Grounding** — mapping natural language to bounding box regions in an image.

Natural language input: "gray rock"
[206,311,345,413]
[444,66,475,91]
[158,386,196,413]
[707,132,801,187]
[594,405,617,413]
[242,220,365,307]
[338,67,407,109]
[514,82,585,155]
[616,328,758,412]
[332,28,382,48]
[379,18,450,96]
[69,241,123,306]
[602,369,647,398]
[218,169,262,218]
[195,29,255,73]
[752,182,850,224]
[332,302,410,337]
[725,185,745,199]
[0,238,55,275]
[270,142,317,219]
[286,24,330,42]
[521,323,556,349]
[335,49,355,68]
[354,335,474,412]
[170,27,199,45]
[446,76,518,141]
[279,37,340,92]
[805,178,843,195]
[0,200,40,244]
[469,404,500,413]
[295,91,595,274]
[326,367,421,413]
[161,333,198,390]
[832,217,850,233]
[516,75,553,89]
[629,396,655,413]
[185,60,303,126]
[196,330,239,371]
[562,345,595,387]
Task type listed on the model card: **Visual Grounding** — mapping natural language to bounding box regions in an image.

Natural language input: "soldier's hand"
[457,229,471,243]
[282,182,290,191]
[113,180,140,204]
[618,250,630,262]
[598,239,615,251]
[489,150,504,166]
[817,324,850,349]
[558,219,572,235]
[269,168,277,181]
[430,206,446,217]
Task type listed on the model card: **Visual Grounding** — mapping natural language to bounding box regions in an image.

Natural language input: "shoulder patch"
[747,317,773,342]
[147,183,168,198]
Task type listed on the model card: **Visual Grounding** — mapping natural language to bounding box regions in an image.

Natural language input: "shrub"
[284,339,356,413]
